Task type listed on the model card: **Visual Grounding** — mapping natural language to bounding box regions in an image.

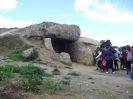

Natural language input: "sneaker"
[106,72,108,74]
[113,72,115,74]
[128,79,133,81]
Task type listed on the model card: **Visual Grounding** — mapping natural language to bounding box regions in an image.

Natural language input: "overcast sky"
[0,0,133,47]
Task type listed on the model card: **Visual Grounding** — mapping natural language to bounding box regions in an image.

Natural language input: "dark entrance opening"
[51,38,73,60]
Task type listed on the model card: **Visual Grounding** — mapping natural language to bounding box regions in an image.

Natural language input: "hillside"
[0,27,132,99]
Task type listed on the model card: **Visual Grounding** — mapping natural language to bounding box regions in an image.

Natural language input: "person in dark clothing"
[104,46,116,73]
[120,46,126,70]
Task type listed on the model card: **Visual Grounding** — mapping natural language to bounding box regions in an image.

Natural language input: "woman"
[104,46,116,74]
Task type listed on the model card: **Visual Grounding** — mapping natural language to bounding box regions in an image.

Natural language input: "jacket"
[104,49,116,60]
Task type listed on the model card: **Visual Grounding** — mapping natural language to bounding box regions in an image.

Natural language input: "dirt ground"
[0,56,133,99]
[0,31,133,99]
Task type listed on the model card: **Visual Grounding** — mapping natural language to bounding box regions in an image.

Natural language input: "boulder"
[46,24,80,41]
[43,38,55,52]
[60,52,72,66]
[24,22,80,41]
[21,48,34,60]
[70,37,100,65]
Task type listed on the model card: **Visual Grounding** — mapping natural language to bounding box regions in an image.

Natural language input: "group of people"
[95,45,133,80]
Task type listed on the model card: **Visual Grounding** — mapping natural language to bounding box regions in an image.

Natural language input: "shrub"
[21,74,43,90]
[8,44,32,61]
[52,69,60,75]
[60,80,70,85]
[30,49,38,60]
[20,65,44,75]
[43,79,61,94]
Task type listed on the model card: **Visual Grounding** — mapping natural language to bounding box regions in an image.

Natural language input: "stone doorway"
[51,38,73,60]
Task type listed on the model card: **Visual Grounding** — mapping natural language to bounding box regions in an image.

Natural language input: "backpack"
[127,51,133,61]
[101,59,107,67]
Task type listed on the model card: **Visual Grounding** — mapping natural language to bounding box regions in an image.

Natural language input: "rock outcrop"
[21,48,33,60]
[60,52,72,66]
[70,37,100,65]
[43,38,55,52]
[24,22,80,41]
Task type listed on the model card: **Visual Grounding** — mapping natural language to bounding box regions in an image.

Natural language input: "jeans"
[130,65,133,80]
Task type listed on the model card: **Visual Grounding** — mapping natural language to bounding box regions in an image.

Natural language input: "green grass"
[88,77,93,80]
[43,79,61,94]
[8,44,34,61]
[0,64,66,92]
[90,82,95,84]
[43,73,53,77]
[52,69,61,75]
[68,72,80,76]
[2,58,7,60]
[0,65,17,81]
[19,65,44,75]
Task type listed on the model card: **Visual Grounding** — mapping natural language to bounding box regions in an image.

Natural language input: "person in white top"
[114,47,120,71]
[95,48,103,72]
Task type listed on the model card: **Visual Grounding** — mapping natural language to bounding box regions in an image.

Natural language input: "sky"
[0,0,133,47]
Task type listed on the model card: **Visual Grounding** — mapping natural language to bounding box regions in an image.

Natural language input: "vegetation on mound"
[8,44,38,61]
[0,64,62,93]
[52,68,61,75]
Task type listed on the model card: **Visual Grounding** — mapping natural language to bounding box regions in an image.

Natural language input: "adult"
[104,46,116,74]
[114,47,120,71]
[124,45,133,75]
[121,46,127,70]
[95,48,103,72]
[95,47,100,70]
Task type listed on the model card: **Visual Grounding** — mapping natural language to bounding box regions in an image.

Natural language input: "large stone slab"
[46,24,80,41]
[24,22,80,41]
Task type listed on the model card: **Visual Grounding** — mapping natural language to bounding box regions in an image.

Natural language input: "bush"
[8,44,32,61]
[52,69,61,75]
[20,65,44,75]
[43,79,61,94]
[21,74,43,90]
[30,49,38,60]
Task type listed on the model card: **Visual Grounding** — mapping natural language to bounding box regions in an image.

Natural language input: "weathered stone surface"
[70,37,100,65]
[78,37,100,46]
[46,24,80,41]
[60,52,72,66]
[24,22,57,38]
[21,48,33,60]
[24,22,80,41]
[43,38,55,52]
